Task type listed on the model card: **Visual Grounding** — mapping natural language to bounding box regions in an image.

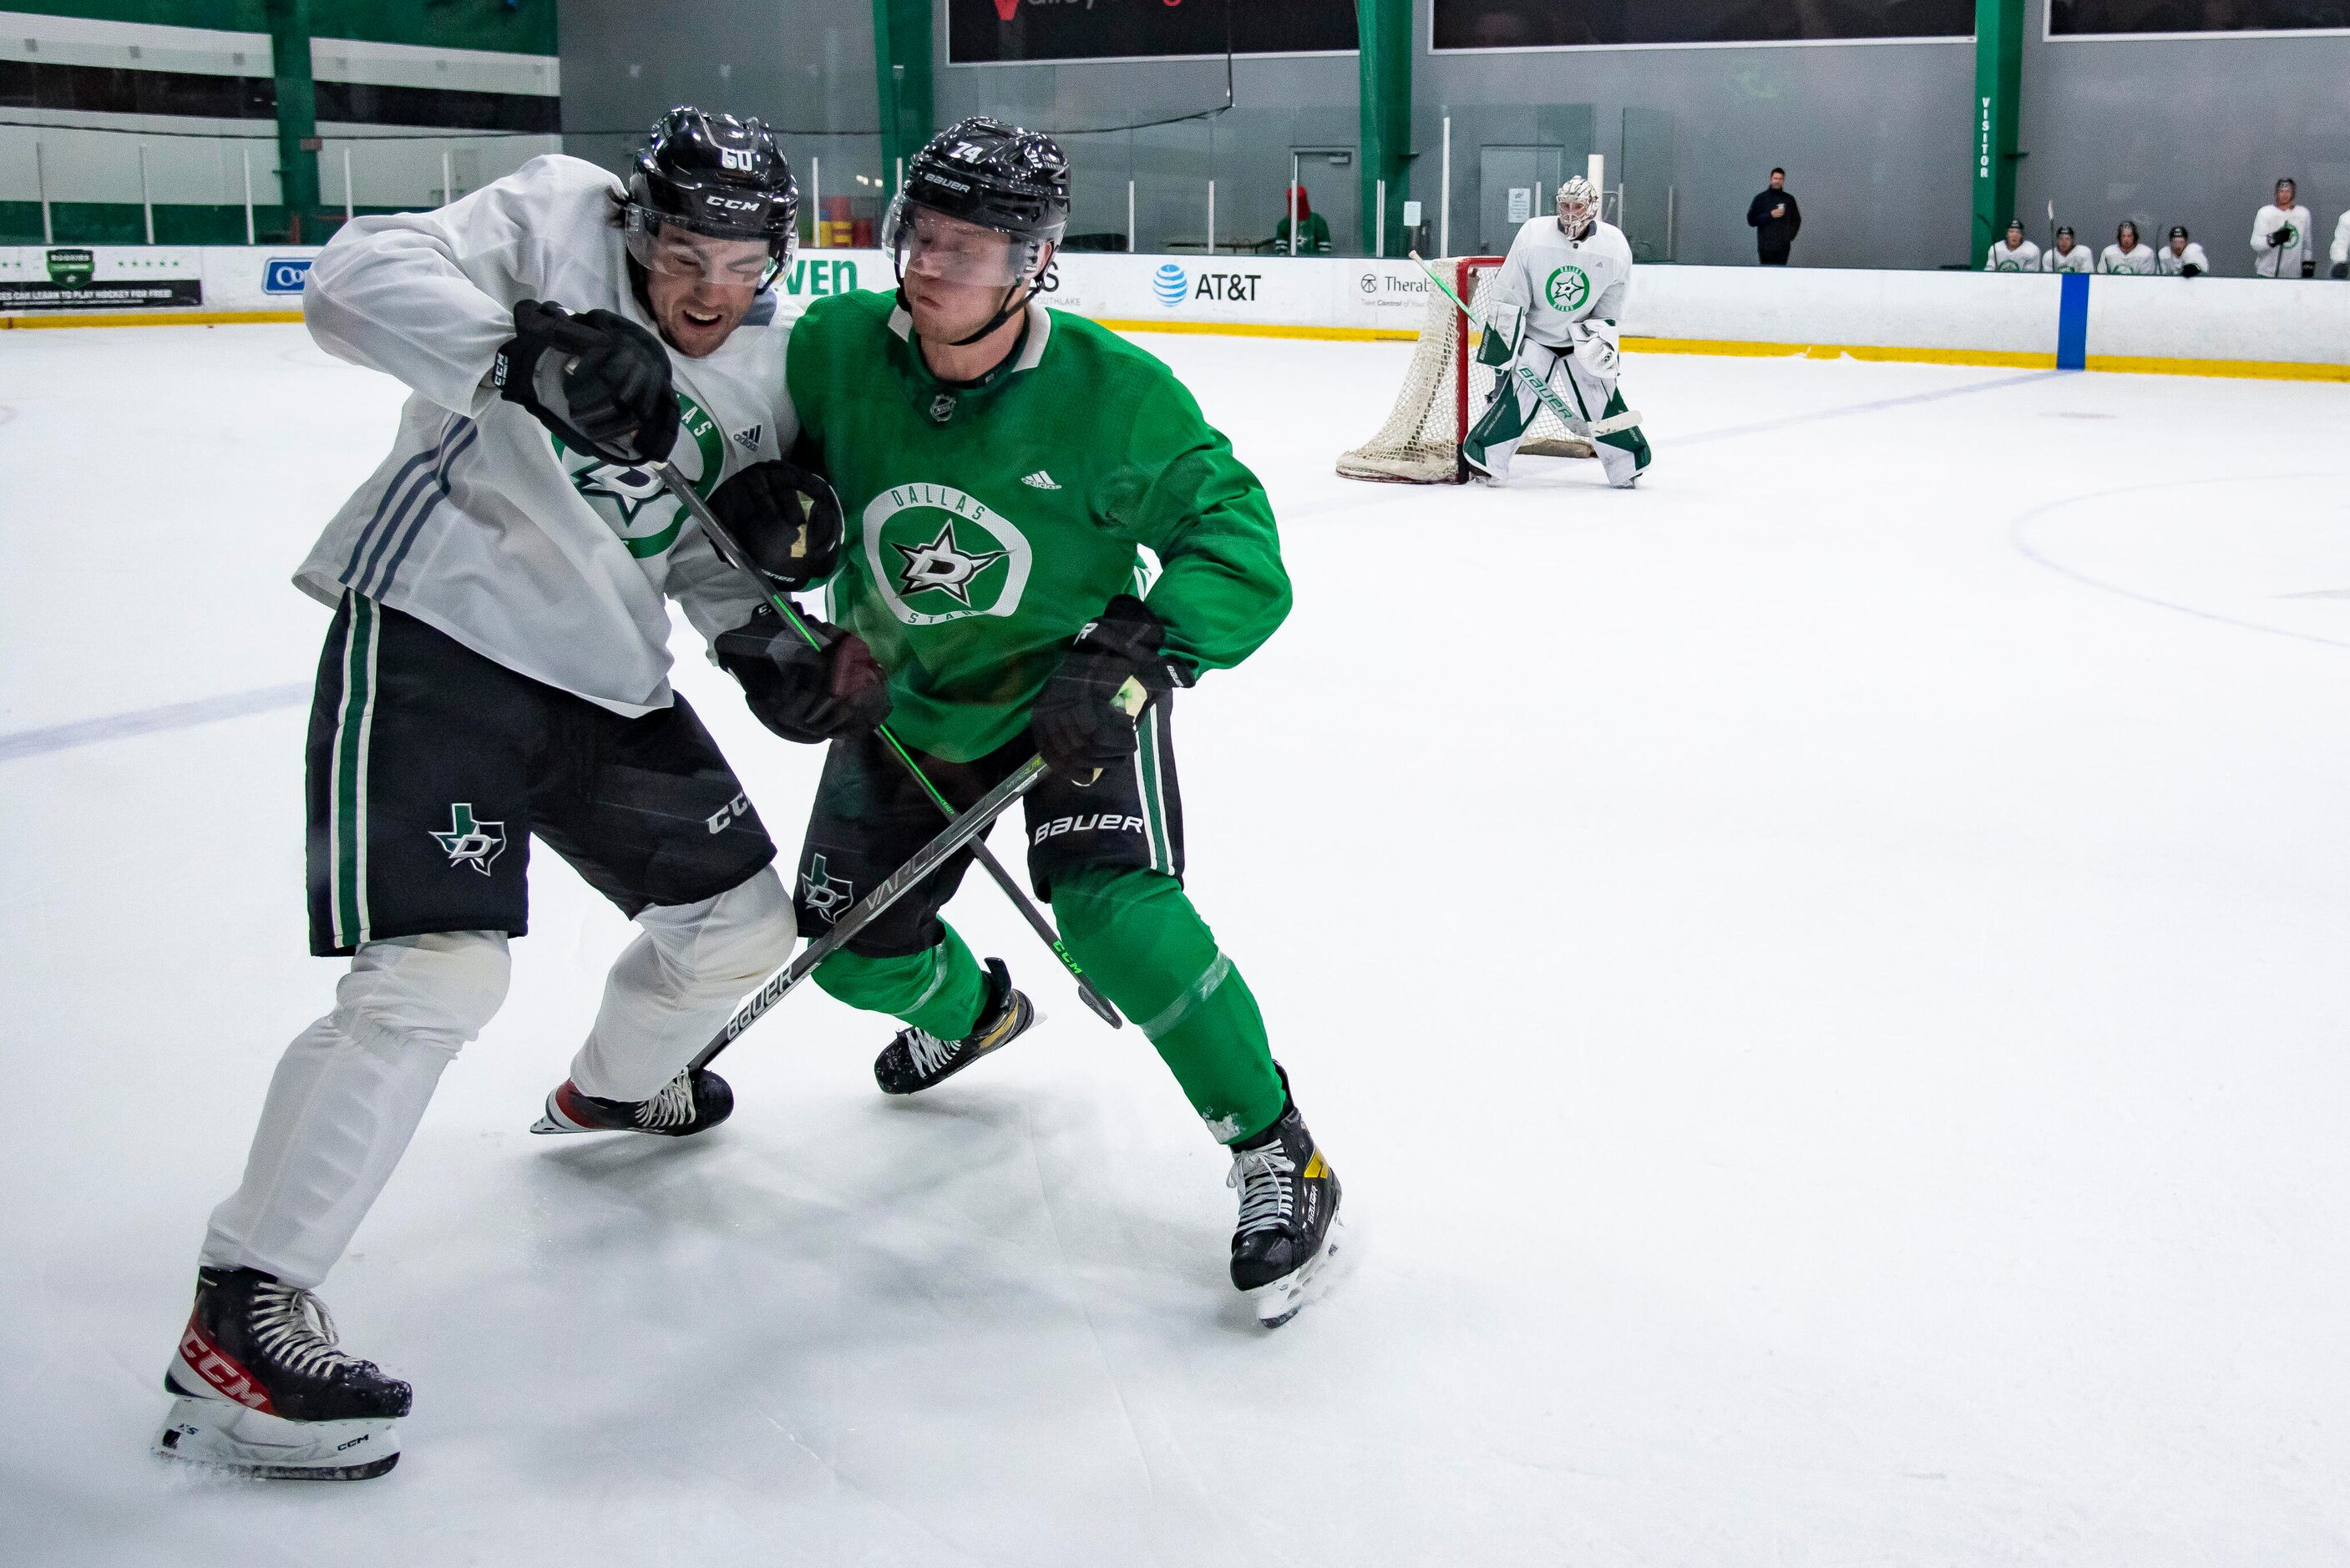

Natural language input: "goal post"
[1336,255,1592,485]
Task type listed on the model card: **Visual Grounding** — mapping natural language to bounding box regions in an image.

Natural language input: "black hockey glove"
[493,300,678,466]
[2180,263,2203,278]
[2334,261,2348,281]
[1030,595,1181,785]
[2268,228,2289,248]
[714,604,891,745]
[709,458,844,592]
[2302,259,2318,278]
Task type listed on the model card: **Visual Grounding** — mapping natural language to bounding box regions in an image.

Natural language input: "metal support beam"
[872,0,934,201]
[266,0,321,240]
[1356,0,1411,258]
[1971,0,2024,266]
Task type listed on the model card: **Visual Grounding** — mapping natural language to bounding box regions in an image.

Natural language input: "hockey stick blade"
[654,462,1126,1031]
[689,754,1053,1073]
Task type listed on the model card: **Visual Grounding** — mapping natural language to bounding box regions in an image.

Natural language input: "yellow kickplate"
[1302,1150,1329,1181]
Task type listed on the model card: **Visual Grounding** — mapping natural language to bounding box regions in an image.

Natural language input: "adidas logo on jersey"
[732,424,763,453]
[1021,470,1061,490]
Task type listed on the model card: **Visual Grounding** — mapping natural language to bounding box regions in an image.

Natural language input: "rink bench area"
[4,244,2345,382]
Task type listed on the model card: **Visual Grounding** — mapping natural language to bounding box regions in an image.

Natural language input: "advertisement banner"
[0,246,202,311]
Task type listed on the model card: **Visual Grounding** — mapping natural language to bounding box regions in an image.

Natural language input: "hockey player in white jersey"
[1984,219,2039,272]
[2099,220,2159,276]
[154,108,891,1481]
[2332,207,2350,279]
[1461,176,1652,488]
[2157,225,2209,277]
[2252,178,2314,278]
[2042,226,2091,274]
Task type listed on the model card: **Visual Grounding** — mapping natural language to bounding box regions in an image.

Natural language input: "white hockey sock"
[200,932,510,1289]
[567,868,797,1102]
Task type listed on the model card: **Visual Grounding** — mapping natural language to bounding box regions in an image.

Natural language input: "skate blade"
[156,1396,400,1481]
[1244,1213,1347,1328]
[529,1112,590,1135]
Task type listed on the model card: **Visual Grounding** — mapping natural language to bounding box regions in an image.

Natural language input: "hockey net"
[1336,255,1590,483]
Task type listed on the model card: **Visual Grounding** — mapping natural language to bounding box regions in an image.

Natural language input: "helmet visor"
[883,195,1045,289]
[624,205,791,288]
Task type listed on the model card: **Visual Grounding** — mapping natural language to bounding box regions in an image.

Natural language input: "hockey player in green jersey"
[737,118,1339,1325]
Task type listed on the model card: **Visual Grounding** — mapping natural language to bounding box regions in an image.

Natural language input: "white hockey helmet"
[1557,176,1598,234]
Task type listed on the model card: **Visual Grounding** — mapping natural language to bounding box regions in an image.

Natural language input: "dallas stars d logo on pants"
[431,803,506,874]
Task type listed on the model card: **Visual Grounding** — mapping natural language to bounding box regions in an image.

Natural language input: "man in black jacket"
[1748,168,1801,266]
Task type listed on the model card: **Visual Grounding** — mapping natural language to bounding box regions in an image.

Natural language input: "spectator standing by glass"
[2156,226,2208,277]
[1746,169,1800,266]
[2251,179,2313,278]
[2327,205,2348,280]
[2100,220,2158,275]
[1985,219,2039,271]
[2042,225,2090,273]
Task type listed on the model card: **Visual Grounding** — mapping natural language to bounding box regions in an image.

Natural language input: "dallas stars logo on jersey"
[1545,264,1591,312]
[553,393,725,559]
[432,803,506,874]
[860,483,1034,626]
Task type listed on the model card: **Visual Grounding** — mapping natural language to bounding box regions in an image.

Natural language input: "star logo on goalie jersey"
[891,518,1010,608]
[1544,264,1591,313]
[431,803,506,875]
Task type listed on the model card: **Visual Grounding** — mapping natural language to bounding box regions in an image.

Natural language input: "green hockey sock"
[1051,867,1285,1144]
[813,926,990,1041]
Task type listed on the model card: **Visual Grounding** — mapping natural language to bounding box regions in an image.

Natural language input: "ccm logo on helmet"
[1032,813,1147,844]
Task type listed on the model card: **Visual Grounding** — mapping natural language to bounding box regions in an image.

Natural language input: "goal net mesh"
[1336,256,1589,484]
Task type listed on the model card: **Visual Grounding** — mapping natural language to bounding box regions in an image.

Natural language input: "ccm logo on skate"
[180,1324,271,1411]
[1032,813,1146,843]
[706,793,752,835]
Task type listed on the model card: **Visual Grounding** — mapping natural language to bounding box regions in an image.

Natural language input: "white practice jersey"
[1485,215,1633,348]
[1985,239,2040,272]
[2251,204,2312,277]
[2099,242,2159,276]
[2042,244,2092,274]
[297,154,789,717]
[2331,210,2350,267]
[2156,241,2210,276]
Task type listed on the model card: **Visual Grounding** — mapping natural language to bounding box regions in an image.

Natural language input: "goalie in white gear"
[1461,176,1652,488]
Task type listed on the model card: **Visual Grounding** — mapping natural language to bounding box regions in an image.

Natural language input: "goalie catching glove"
[493,300,678,466]
[714,604,891,744]
[1030,594,1180,784]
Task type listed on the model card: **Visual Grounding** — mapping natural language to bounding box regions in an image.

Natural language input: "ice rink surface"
[3,320,2348,1566]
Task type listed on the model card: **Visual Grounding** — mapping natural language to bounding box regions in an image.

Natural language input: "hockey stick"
[656,462,1124,1030]
[688,753,1054,1072]
[1407,250,1643,440]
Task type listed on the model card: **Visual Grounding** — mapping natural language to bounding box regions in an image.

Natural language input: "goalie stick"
[1407,250,1643,442]
[655,460,1125,1029]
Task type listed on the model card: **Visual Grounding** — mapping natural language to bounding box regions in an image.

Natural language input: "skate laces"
[904,1028,959,1077]
[250,1282,369,1379]
[1228,1142,1298,1238]
[634,1072,696,1130]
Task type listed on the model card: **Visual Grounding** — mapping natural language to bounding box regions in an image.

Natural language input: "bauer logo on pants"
[432,803,507,875]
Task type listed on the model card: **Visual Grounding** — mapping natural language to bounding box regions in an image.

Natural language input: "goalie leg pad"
[1461,341,1562,483]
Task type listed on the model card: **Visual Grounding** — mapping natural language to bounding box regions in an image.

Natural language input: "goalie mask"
[1557,176,1598,239]
[883,116,1071,345]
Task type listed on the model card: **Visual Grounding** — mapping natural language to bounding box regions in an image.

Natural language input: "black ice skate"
[1227,1078,1343,1328]
[874,958,1037,1095]
[155,1267,410,1480]
[530,1065,734,1137]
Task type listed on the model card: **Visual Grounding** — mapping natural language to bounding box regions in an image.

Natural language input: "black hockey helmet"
[898,116,1070,244]
[624,106,798,287]
[2169,225,2189,240]
[883,116,1070,345]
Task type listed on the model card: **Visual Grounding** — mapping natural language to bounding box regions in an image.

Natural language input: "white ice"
[3,322,2347,1565]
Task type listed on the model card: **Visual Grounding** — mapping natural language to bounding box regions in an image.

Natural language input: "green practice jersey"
[785,291,1291,762]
